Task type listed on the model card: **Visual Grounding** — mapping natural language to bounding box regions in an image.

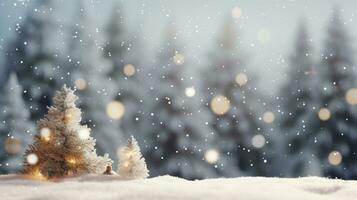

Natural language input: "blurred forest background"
[1,0,357,180]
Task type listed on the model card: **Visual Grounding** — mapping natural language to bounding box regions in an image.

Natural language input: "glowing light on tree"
[26,153,39,165]
[231,6,242,19]
[123,64,136,77]
[345,88,357,105]
[318,107,331,121]
[210,95,230,115]
[78,128,90,140]
[328,151,342,166]
[40,127,51,142]
[74,78,87,90]
[185,87,196,97]
[106,101,125,120]
[252,135,266,148]
[205,149,219,164]
[235,73,248,86]
[263,111,275,124]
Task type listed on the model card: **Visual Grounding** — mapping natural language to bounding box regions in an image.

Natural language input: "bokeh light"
[123,64,136,77]
[185,87,196,97]
[210,95,230,115]
[328,150,342,166]
[345,88,357,105]
[205,149,219,164]
[252,135,266,148]
[4,138,22,154]
[27,153,39,165]
[74,78,87,90]
[40,127,51,142]
[263,111,275,124]
[173,52,185,65]
[106,100,125,120]
[231,6,242,19]
[235,73,248,86]
[318,107,331,121]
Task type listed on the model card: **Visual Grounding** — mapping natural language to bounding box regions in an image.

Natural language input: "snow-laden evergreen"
[117,136,149,179]
[316,9,357,179]
[103,2,148,141]
[6,0,65,120]
[279,21,321,177]
[201,17,272,177]
[146,25,216,179]
[22,86,112,179]
[67,1,125,164]
[0,74,34,173]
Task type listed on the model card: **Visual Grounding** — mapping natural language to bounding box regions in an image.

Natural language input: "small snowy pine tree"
[0,74,34,173]
[22,86,112,179]
[117,136,149,179]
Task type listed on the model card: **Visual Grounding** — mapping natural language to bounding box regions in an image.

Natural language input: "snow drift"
[0,175,356,200]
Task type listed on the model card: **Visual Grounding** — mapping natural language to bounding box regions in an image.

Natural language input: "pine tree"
[67,1,125,164]
[279,21,321,177]
[103,2,146,139]
[146,24,216,179]
[117,136,149,179]
[202,17,271,177]
[5,0,64,120]
[22,86,112,179]
[0,74,34,173]
[316,9,357,179]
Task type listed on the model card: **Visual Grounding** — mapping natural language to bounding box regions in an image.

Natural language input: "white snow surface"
[0,175,356,200]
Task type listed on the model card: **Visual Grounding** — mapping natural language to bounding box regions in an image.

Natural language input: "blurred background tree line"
[1,0,357,180]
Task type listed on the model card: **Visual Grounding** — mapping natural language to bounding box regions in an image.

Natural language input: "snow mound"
[0,175,356,200]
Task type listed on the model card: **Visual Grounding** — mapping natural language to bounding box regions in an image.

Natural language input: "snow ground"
[0,175,356,200]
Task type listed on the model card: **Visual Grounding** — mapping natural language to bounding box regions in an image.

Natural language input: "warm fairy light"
[205,149,219,164]
[345,88,357,105]
[66,156,77,165]
[210,95,230,115]
[106,101,125,120]
[328,151,342,166]
[4,138,22,154]
[40,127,51,142]
[185,87,196,97]
[78,128,90,140]
[27,153,39,165]
[231,6,242,19]
[252,134,266,148]
[318,107,331,121]
[173,52,185,65]
[74,78,87,90]
[123,64,136,77]
[235,73,248,86]
[263,111,275,124]
[124,161,130,168]
[65,112,73,123]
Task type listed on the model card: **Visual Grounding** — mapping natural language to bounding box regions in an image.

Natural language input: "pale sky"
[1,0,357,95]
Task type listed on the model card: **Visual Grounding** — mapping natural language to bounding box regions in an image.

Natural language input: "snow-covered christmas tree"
[6,0,65,121]
[202,17,272,177]
[117,136,149,179]
[279,21,321,177]
[66,1,125,164]
[103,2,147,140]
[315,9,357,179]
[145,24,216,179]
[22,86,112,179]
[0,74,34,173]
